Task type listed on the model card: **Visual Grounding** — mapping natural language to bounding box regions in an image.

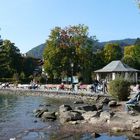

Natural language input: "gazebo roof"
[94,60,139,73]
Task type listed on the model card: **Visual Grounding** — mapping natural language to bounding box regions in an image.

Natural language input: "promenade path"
[0,84,108,97]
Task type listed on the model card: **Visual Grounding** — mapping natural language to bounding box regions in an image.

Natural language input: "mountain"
[98,38,136,48]
[26,43,45,59]
[26,38,136,58]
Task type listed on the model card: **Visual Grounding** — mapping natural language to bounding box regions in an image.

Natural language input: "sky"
[0,0,140,53]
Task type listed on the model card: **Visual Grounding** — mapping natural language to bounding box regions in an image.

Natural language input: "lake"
[0,92,137,140]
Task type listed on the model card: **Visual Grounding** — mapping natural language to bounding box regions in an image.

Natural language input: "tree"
[122,55,136,67]
[122,45,136,67]
[123,44,140,69]
[22,57,40,77]
[124,45,135,56]
[109,76,130,101]
[133,44,140,69]
[43,24,98,83]
[103,43,122,64]
[0,40,22,78]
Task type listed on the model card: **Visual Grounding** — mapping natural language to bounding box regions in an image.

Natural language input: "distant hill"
[26,43,45,59]
[26,38,136,58]
[98,38,136,48]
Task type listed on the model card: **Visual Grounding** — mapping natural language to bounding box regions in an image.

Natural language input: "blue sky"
[0,0,140,53]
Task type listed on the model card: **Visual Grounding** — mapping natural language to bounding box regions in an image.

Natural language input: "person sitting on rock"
[125,92,140,112]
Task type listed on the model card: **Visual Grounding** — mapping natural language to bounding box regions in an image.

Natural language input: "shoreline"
[0,88,109,101]
[0,88,140,134]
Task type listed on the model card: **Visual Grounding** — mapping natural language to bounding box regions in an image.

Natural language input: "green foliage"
[0,40,22,78]
[103,43,122,64]
[124,45,135,56]
[122,55,136,68]
[0,39,42,81]
[27,38,136,59]
[109,76,130,101]
[123,44,140,70]
[133,45,140,69]
[22,57,38,77]
[43,24,98,83]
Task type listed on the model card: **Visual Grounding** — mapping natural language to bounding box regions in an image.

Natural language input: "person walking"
[93,78,99,93]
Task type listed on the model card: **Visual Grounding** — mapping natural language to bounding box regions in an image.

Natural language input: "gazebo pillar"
[112,73,116,80]
[135,72,138,83]
[125,72,128,80]
[96,73,100,81]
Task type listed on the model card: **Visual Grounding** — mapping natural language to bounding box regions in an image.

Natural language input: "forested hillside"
[26,38,136,58]
[26,43,45,58]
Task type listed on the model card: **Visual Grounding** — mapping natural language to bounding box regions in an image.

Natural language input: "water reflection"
[0,93,139,140]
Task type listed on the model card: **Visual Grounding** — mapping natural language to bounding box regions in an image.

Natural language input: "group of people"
[58,79,108,93]
[29,80,39,89]
[90,78,108,93]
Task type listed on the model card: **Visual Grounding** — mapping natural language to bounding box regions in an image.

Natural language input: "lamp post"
[71,62,74,85]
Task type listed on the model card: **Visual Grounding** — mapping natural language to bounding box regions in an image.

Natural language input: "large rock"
[34,107,48,118]
[41,111,56,121]
[108,100,117,107]
[34,107,49,113]
[131,121,140,131]
[75,105,97,112]
[111,127,125,132]
[89,117,101,124]
[102,98,110,104]
[91,132,101,138]
[59,110,83,123]
[82,111,99,121]
[100,111,114,122]
[96,104,103,110]
[59,104,72,113]
[74,100,84,104]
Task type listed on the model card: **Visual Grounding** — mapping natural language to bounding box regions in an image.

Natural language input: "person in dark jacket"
[93,78,99,93]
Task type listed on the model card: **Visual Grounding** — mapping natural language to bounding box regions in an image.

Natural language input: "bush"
[108,76,130,101]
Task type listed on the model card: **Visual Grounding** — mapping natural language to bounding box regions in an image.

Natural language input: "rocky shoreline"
[0,88,140,135]
[34,101,140,134]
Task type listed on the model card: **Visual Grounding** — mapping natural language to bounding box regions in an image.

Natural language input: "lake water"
[0,92,138,140]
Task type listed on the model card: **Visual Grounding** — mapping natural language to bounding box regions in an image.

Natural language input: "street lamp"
[71,62,74,84]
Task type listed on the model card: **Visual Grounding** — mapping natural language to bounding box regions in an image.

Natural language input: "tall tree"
[0,40,22,78]
[43,24,97,83]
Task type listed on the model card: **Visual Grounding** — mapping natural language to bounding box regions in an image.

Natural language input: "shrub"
[108,76,130,101]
